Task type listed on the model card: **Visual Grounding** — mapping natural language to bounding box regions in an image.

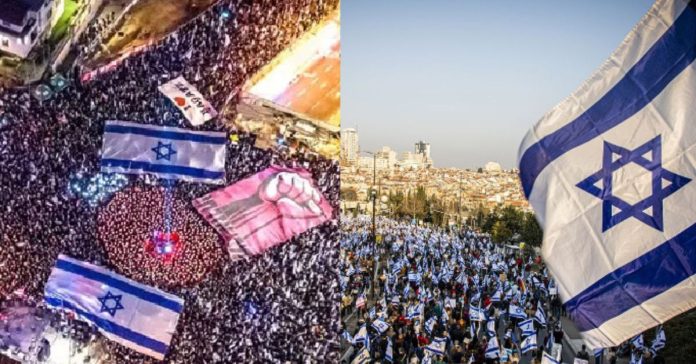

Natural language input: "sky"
[341,0,655,169]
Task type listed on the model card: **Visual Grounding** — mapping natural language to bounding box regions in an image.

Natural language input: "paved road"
[272,40,340,124]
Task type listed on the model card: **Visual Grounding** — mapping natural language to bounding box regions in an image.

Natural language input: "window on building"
[1,39,8,48]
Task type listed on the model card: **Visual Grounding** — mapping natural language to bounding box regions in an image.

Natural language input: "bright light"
[247,17,339,101]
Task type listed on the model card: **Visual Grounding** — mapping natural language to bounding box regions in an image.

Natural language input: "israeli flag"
[425,316,436,335]
[469,304,486,322]
[541,352,561,364]
[424,337,447,356]
[520,334,537,354]
[43,255,184,360]
[519,0,696,348]
[342,330,354,344]
[491,288,502,303]
[486,319,496,337]
[508,304,527,320]
[650,326,666,353]
[385,337,394,363]
[101,120,226,184]
[630,334,644,349]
[534,305,547,327]
[372,319,390,334]
[484,336,500,359]
[351,347,371,364]
[518,318,535,337]
[353,324,368,345]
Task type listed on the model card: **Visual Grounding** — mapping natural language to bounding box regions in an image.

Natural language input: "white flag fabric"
[520,334,537,354]
[542,352,561,364]
[351,347,371,364]
[372,319,390,334]
[508,304,526,320]
[469,304,486,322]
[158,76,218,126]
[518,318,535,337]
[484,336,500,359]
[44,255,184,360]
[424,337,447,356]
[518,0,696,349]
[100,120,226,184]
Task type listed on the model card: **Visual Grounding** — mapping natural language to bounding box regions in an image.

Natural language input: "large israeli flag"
[100,120,226,184]
[518,0,696,349]
[44,255,184,360]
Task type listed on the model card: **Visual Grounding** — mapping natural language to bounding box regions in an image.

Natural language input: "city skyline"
[343,0,654,169]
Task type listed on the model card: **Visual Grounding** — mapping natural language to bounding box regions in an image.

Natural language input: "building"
[340,128,359,164]
[376,146,397,170]
[0,0,64,59]
[414,140,433,167]
[484,161,502,172]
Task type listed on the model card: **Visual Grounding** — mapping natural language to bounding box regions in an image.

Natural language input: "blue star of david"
[576,135,690,232]
[151,141,177,161]
[98,291,124,317]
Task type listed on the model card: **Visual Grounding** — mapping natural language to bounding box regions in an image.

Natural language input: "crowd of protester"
[0,0,340,362]
[339,217,666,364]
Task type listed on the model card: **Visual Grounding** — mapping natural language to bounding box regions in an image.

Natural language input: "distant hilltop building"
[414,141,433,168]
[340,128,359,164]
[484,161,502,172]
[0,0,64,58]
[346,138,434,171]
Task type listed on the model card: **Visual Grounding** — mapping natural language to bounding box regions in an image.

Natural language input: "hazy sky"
[342,0,654,169]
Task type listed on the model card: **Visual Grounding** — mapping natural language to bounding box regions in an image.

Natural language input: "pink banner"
[193,166,333,260]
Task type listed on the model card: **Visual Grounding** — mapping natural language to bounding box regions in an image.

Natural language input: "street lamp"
[360,150,378,300]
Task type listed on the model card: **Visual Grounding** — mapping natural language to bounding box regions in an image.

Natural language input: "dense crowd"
[97,185,226,287]
[339,217,667,364]
[0,0,341,362]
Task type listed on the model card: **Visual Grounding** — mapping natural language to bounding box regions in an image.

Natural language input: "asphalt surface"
[273,41,340,124]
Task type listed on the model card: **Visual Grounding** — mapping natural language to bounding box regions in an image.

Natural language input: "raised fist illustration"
[260,172,323,217]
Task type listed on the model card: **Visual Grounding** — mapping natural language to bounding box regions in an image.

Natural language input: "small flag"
[371,319,389,334]
[508,304,527,319]
[351,347,371,364]
[520,334,537,354]
[534,304,547,327]
[518,318,535,337]
[469,304,486,322]
[385,337,393,363]
[630,334,644,349]
[486,319,496,337]
[484,336,500,359]
[425,337,447,356]
[650,326,666,353]
[541,352,560,364]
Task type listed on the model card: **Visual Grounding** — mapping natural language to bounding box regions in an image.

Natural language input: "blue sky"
[342,0,655,169]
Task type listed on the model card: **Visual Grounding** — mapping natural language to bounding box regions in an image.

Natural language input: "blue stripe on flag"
[55,258,183,313]
[565,221,696,332]
[519,2,696,198]
[104,123,226,144]
[101,159,224,180]
[44,296,169,355]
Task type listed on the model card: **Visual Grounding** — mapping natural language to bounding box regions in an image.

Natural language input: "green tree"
[520,212,543,247]
[491,220,513,243]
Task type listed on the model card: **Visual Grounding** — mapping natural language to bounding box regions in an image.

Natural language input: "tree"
[341,187,358,201]
[520,212,543,247]
[491,220,512,243]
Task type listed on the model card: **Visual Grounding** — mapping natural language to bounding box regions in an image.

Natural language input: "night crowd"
[339,217,667,364]
[0,0,340,362]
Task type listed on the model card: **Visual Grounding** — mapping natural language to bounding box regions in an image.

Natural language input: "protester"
[0,0,341,362]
